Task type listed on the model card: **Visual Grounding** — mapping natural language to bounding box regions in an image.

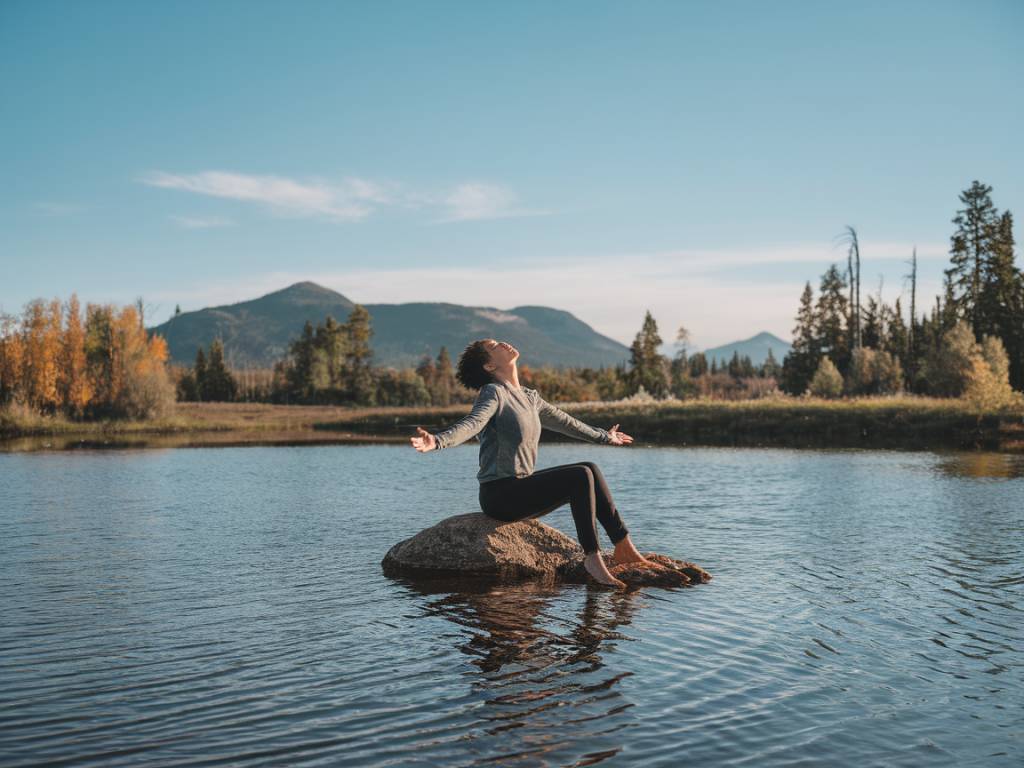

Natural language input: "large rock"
[381,512,712,588]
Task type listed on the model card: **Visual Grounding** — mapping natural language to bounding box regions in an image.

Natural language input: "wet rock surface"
[381,512,712,588]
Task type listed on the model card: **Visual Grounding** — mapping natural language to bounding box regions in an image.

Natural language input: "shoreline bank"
[2,398,1022,453]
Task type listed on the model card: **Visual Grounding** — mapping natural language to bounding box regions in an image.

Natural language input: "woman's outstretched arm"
[534,392,612,444]
[429,383,500,450]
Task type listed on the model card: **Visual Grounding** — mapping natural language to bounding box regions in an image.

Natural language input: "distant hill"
[147,281,632,370]
[700,331,791,368]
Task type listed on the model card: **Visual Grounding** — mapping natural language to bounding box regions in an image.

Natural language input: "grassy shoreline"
[2,397,1023,452]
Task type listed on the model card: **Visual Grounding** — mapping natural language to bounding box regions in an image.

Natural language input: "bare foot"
[612,535,656,567]
[584,552,626,588]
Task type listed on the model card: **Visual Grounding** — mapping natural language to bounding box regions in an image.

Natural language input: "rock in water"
[381,512,712,588]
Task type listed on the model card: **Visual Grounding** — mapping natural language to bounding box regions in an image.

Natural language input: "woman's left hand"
[607,424,633,446]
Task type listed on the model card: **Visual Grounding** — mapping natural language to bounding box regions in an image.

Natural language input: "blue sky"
[1,0,1021,352]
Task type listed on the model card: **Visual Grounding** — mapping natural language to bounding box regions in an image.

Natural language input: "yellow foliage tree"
[1,295,174,420]
[59,294,92,417]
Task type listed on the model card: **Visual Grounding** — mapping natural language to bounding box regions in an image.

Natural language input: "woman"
[409,338,655,588]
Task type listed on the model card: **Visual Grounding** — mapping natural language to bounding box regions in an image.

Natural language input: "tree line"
[779,180,1021,405]
[0,295,175,418]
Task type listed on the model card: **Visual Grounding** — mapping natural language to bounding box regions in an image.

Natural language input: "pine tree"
[781,281,819,394]
[193,346,208,401]
[674,325,691,367]
[342,305,375,405]
[415,352,436,401]
[628,310,670,397]
[727,350,741,378]
[980,211,1024,389]
[286,320,316,402]
[84,304,116,410]
[762,348,780,379]
[320,315,347,390]
[816,264,851,376]
[883,297,909,371]
[861,295,881,349]
[204,339,238,401]
[688,351,708,378]
[946,181,1000,334]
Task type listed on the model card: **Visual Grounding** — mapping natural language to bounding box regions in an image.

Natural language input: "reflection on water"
[934,450,1024,480]
[0,430,403,453]
[0,444,1021,766]
[399,576,643,762]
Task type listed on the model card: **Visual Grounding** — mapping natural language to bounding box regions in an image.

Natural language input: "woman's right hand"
[410,427,437,452]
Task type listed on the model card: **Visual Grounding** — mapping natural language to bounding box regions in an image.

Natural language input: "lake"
[1,443,1022,767]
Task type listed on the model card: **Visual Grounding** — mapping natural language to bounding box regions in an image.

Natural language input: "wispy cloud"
[140,170,541,223]
[438,182,549,222]
[169,214,235,229]
[141,171,389,221]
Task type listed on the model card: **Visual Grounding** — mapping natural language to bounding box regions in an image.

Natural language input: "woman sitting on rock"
[409,338,655,588]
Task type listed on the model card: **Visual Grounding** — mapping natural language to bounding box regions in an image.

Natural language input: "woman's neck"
[492,367,521,389]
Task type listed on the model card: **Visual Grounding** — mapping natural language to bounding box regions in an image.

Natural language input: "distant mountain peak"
[700,331,792,367]
[147,281,631,369]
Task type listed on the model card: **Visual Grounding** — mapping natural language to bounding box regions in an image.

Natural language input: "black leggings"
[478,461,629,554]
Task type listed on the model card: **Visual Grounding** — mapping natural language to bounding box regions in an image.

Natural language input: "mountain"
[700,331,791,368]
[147,281,632,370]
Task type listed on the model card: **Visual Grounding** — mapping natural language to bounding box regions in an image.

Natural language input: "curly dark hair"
[455,339,496,390]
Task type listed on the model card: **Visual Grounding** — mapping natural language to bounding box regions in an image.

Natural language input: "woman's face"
[483,339,519,372]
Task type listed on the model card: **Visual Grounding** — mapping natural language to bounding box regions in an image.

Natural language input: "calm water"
[1,443,1022,767]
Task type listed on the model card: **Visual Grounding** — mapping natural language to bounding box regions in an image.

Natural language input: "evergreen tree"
[204,339,238,401]
[945,180,999,333]
[342,304,375,405]
[628,310,670,398]
[981,211,1024,389]
[193,346,208,401]
[674,325,691,368]
[319,315,347,390]
[688,352,708,378]
[727,350,742,378]
[415,352,436,400]
[762,348,780,379]
[861,295,881,349]
[286,320,317,402]
[883,297,909,377]
[781,282,820,394]
[740,355,755,378]
[815,264,851,376]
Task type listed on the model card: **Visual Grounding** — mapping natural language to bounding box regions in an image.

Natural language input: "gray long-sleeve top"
[431,380,613,483]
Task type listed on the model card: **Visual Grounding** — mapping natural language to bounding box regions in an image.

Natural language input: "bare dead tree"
[835,225,862,348]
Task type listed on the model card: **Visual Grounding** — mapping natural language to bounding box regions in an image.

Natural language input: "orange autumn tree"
[59,294,92,416]
[0,294,175,419]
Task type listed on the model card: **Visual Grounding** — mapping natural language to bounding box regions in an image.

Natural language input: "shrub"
[923,321,978,397]
[808,356,843,398]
